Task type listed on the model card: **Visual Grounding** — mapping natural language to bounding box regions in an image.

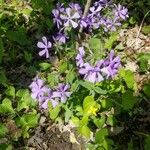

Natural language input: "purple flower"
[102,18,121,32]
[114,4,129,20]
[101,50,121,78]
[80,17,88,28]
[94,0,112,7]
[41,89,58,109]
[60,8,80,28]
[88,6,102,18]
[76,47,85,67]
[79,62,104,83]
[53,32,68,44]
[56,2,65,13]
[69,3,82,11]
[52,9,62,29]
[29,76,48,101]
[52,83,71,103]
[37,37,52,58]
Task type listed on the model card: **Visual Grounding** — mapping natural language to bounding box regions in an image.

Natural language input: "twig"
[76,0,92,50]
[79,0,92,33]
[135,10,150,45]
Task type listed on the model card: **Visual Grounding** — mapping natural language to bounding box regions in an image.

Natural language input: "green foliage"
[0,98,15,114]
[143,84,150,98]
[144,135,150,150]
[119,69,136,90]
[104,32,118,50]
[122,91,137,111]
[0,124,8,137]
[138,53,150,72]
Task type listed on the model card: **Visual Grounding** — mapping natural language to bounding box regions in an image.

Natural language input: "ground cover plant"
[0,0,150,149]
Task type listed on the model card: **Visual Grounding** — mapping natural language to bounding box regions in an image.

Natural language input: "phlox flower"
[114,4,129,20]
[52,83,71,103]
[29,76,48,101]
[37,37,52,58]
[60,7,80,28]
[76,47,85,67]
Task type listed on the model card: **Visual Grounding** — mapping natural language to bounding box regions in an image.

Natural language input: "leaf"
[0,38,4,64]
[93,115,106,128]
[5,86,15,98]
[0,98,15,114]
[59,61,68,73]
[83,96,95,113]
[100,99,112,109]
[122,91,137,111]
[6,28,30,46]
[64,107,73,122]
[106,115,116,126]
[138,53,150,72]
[143,84,150,98]
[23,113,40,128]
[104,32,118,50]
[66,70,76,84]
[119,69,136,89]
[144,135,150,150]
[79,125,90,138]
[89,38,101,50]
[0,124,8,137]
[88,38,103,60]
[49,105,61,120]
[95,128,108,144]
[24,51,32,63]
[142,25,150,35]
[0,71,7,85]
[94,87,107,94]
[47,72,59,87]
[79,81,94,93]
[39,62,51,71]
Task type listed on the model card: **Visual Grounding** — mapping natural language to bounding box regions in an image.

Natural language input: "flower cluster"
[37,1,128,58]
[29,76,71,109]
[76,47,121,83]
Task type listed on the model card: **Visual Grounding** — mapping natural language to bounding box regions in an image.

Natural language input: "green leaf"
[94,87,107,94]
[143,84,150,98]
[66,70,76,84]
[0,71,7,85]
[0,124,8,137]
[79,115,89,127]
[24,51,32,63]
[142,25,150,35]
[16,111,39,129]
[120,69,136,89]
[79,125,90,138]
[122,91,137,111]
[0,98,15,114]
[47,72,59,87]
[106,115,116,126]
[89,38,103,60]
[5,86,15,98]
[0,38,4,64]
[101,99,112,109]
[49,105,61,120]
[59,61,68,73]
[39,62,51,71]
[104,32,118,50]
[83,96,95,113]
[23,113,39,128]
[95,128,108,144]
[93,115,106,128]
[64,107,73,122]
[89,38,101,50]
[144,135,150,150]
[6,28,30,46]
[138,53,150,72]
